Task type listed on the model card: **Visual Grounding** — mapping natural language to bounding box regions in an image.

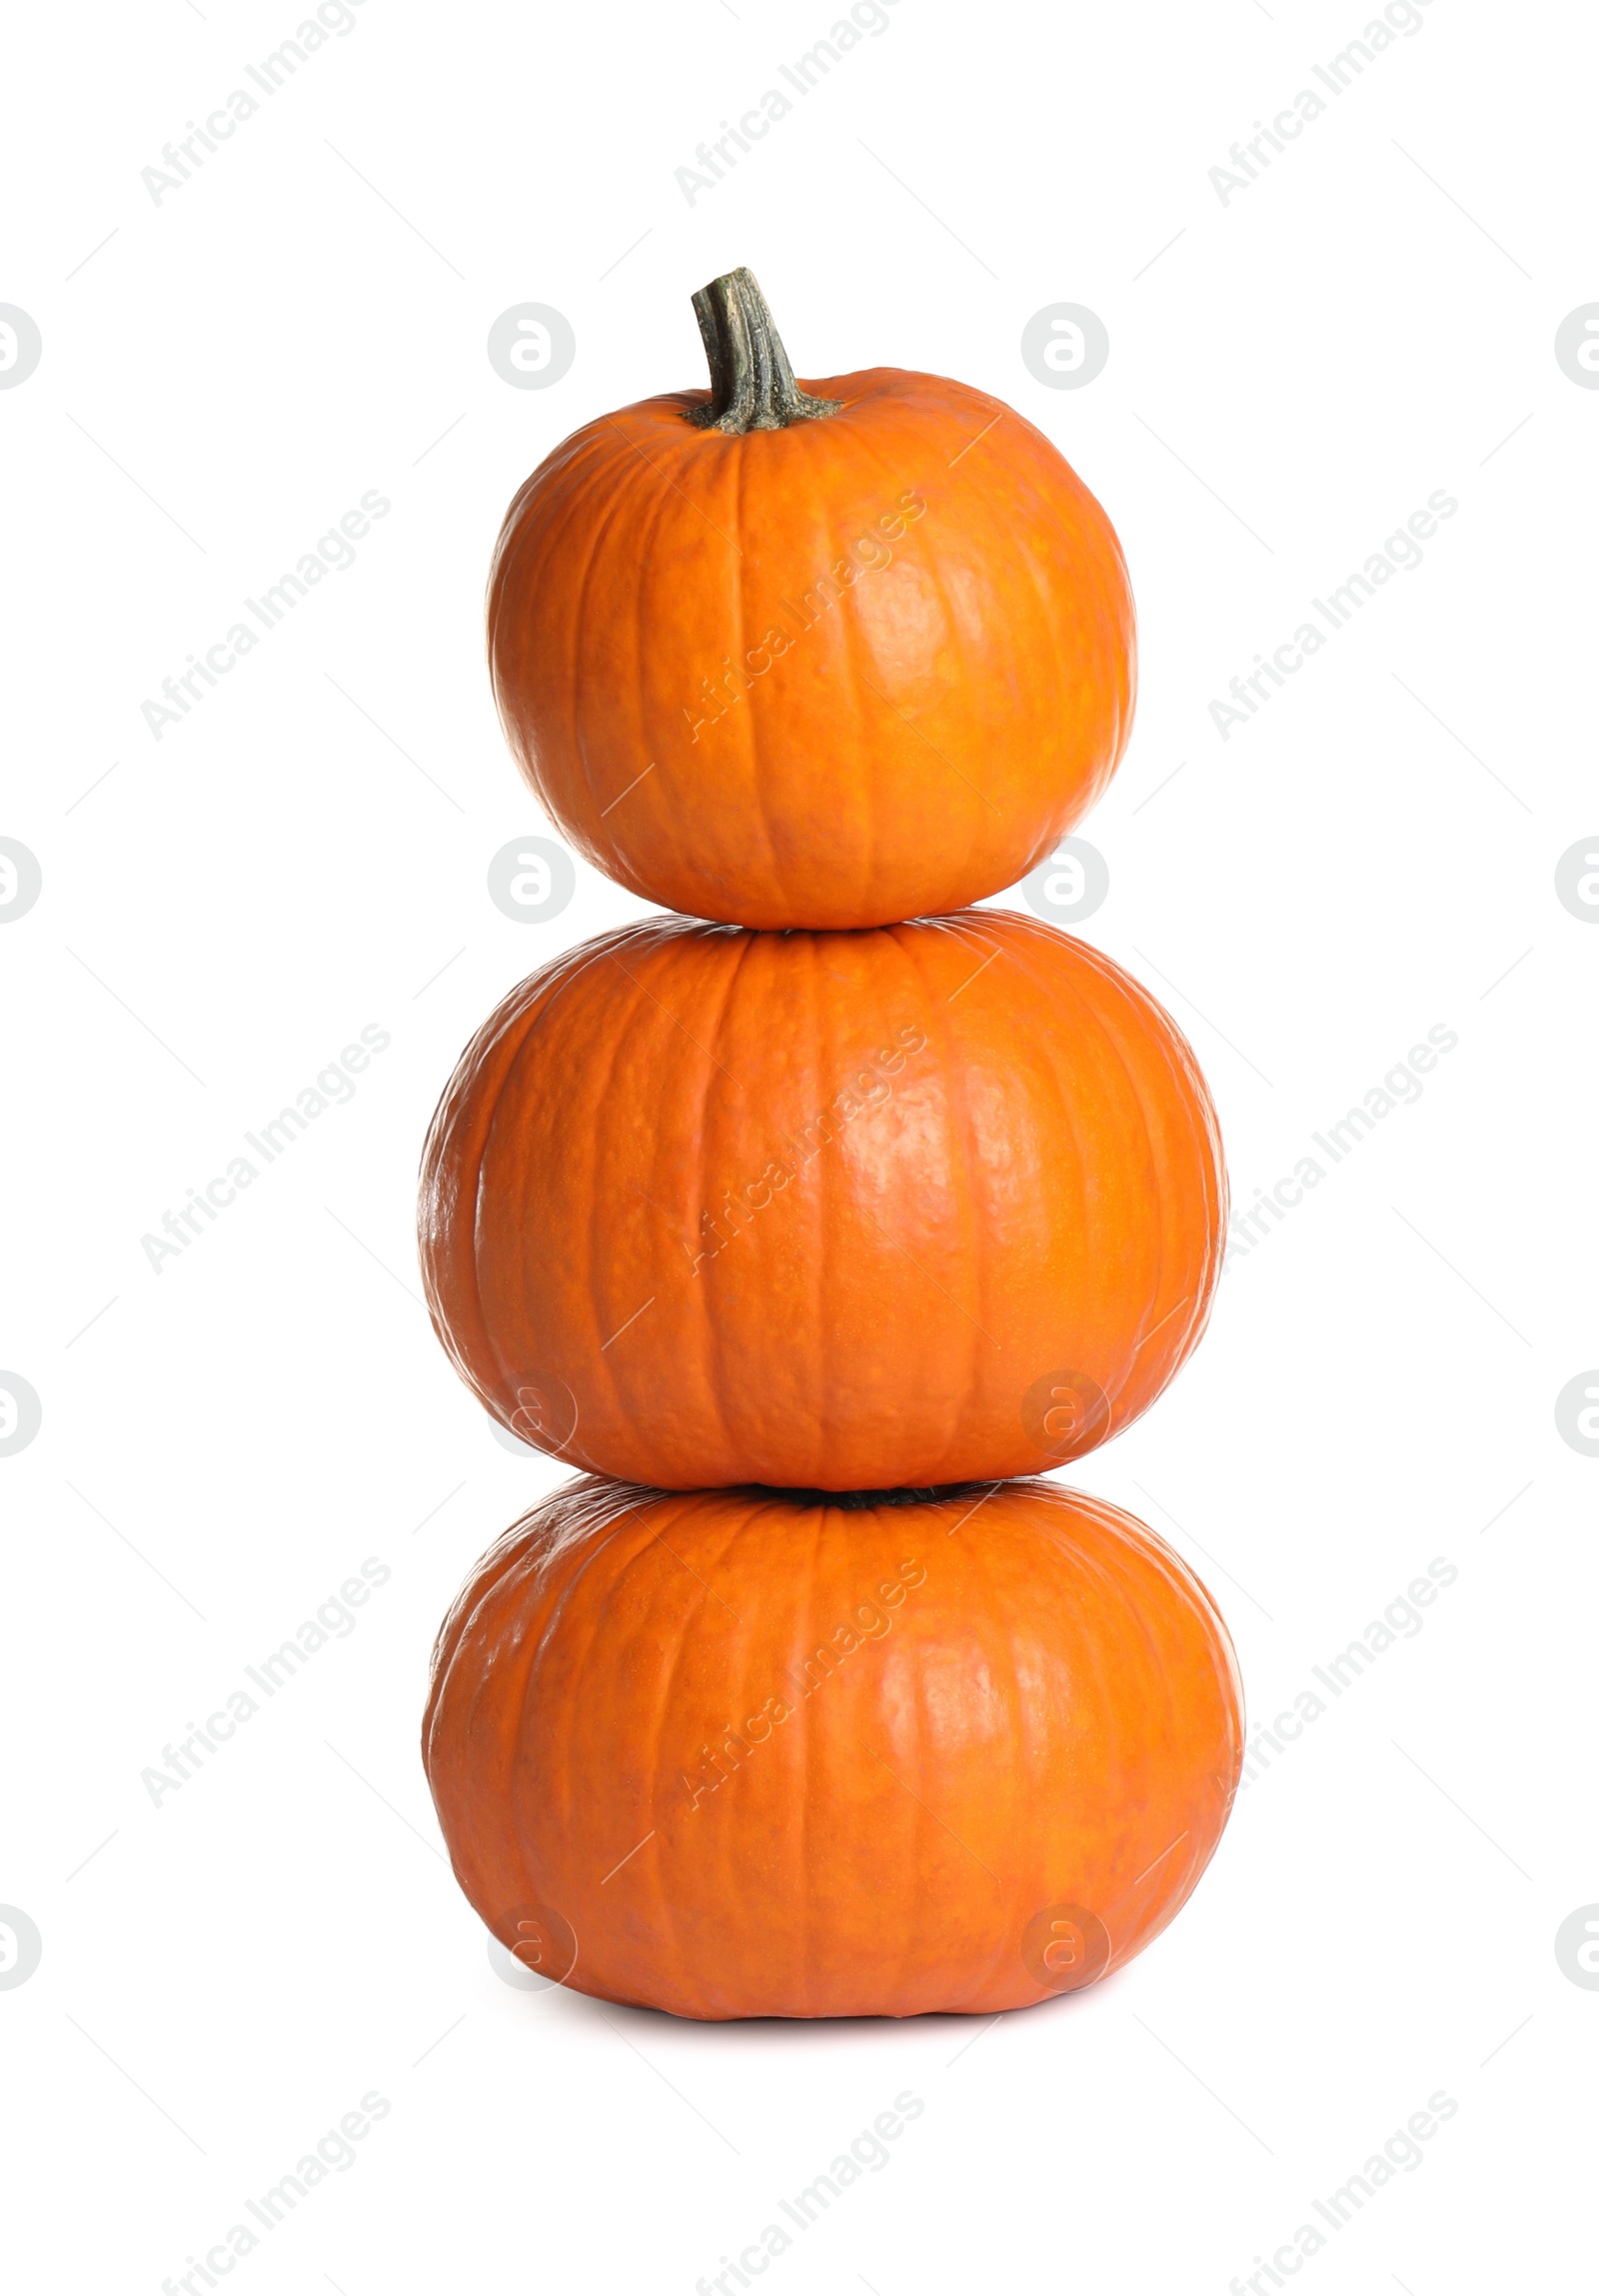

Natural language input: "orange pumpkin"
[487,268,1134,930]
[423,1476,1242,2020]
[418,910,1224,1491]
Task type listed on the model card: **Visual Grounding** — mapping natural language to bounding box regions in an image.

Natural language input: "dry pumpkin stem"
[685,266,843,434]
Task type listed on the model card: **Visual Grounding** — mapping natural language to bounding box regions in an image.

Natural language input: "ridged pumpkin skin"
[487,368,1134,929]
[418,911,1224,1491]
[423,1477,1243,2020]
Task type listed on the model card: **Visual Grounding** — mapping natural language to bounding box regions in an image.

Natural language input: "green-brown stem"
[685,267,843,433]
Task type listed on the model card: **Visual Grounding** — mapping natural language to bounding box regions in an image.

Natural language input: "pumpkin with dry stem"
[487,268,1135,930]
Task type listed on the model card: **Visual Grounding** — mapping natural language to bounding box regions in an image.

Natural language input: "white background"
[2,0,1595,2288]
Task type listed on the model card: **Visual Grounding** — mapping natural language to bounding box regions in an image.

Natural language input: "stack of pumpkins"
[419,271,1242,2021]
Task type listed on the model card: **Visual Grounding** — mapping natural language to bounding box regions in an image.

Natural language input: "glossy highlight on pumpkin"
[423,1476,1243,2020]
[417,909,1225,1491]
[487,275,1134,930]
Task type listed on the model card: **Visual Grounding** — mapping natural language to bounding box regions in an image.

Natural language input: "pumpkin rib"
[1038,942,1100,1442]
[718,1499,783,2014]
[663,430,768,914]
[506,428,623,842]
[1157,1028,1227,1378]
[498,1519,585,1934]
[1103,1522,1192,1971]
[471,1051,530,1449]
[911,914,1006,1477]
[799,1498,826,2020]
[624,426,712,848]
[936,916,998,1456]
[542,433,618,830]
[479,950,603,1458]
[515,1511,614,1903]
[862,923,935,1459]
[924,403,1007,856]
[853,403,953,906]
[1100,954,1227,1394]
[1007,513,1091,846]
[942,1509,1013,1982]
[437,1521,557,1927]
[808,933,846,1489]
[940,453,1023,835]
[616,438,689,857]
[587,940,681,1424]
[949,418,1087,822]
[974,1528,1031,2004]
[950,913,1101,1461]
[531,1491,669,1933]
[838,403,978,884]
[427,974,546,1444]
[694,928,769,1471]
[1068,937,1133,1419]
[1045,1511,1138,1957]
[674,918,725,1450]
[876,1536,930,1996]
[1029,444,1132,801]
[1069,935,1175,1429]
[1031,1502,1164,1977]
[876,1515,923,2015]
[524,426,637,854]
[1038,925,1210,1430]
[474,937,646,1461]
[632,1499,716,2004]
[777,427,873,917]
[829,443,886,915]
[815,934,858,1483]
[725,425,791,914]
